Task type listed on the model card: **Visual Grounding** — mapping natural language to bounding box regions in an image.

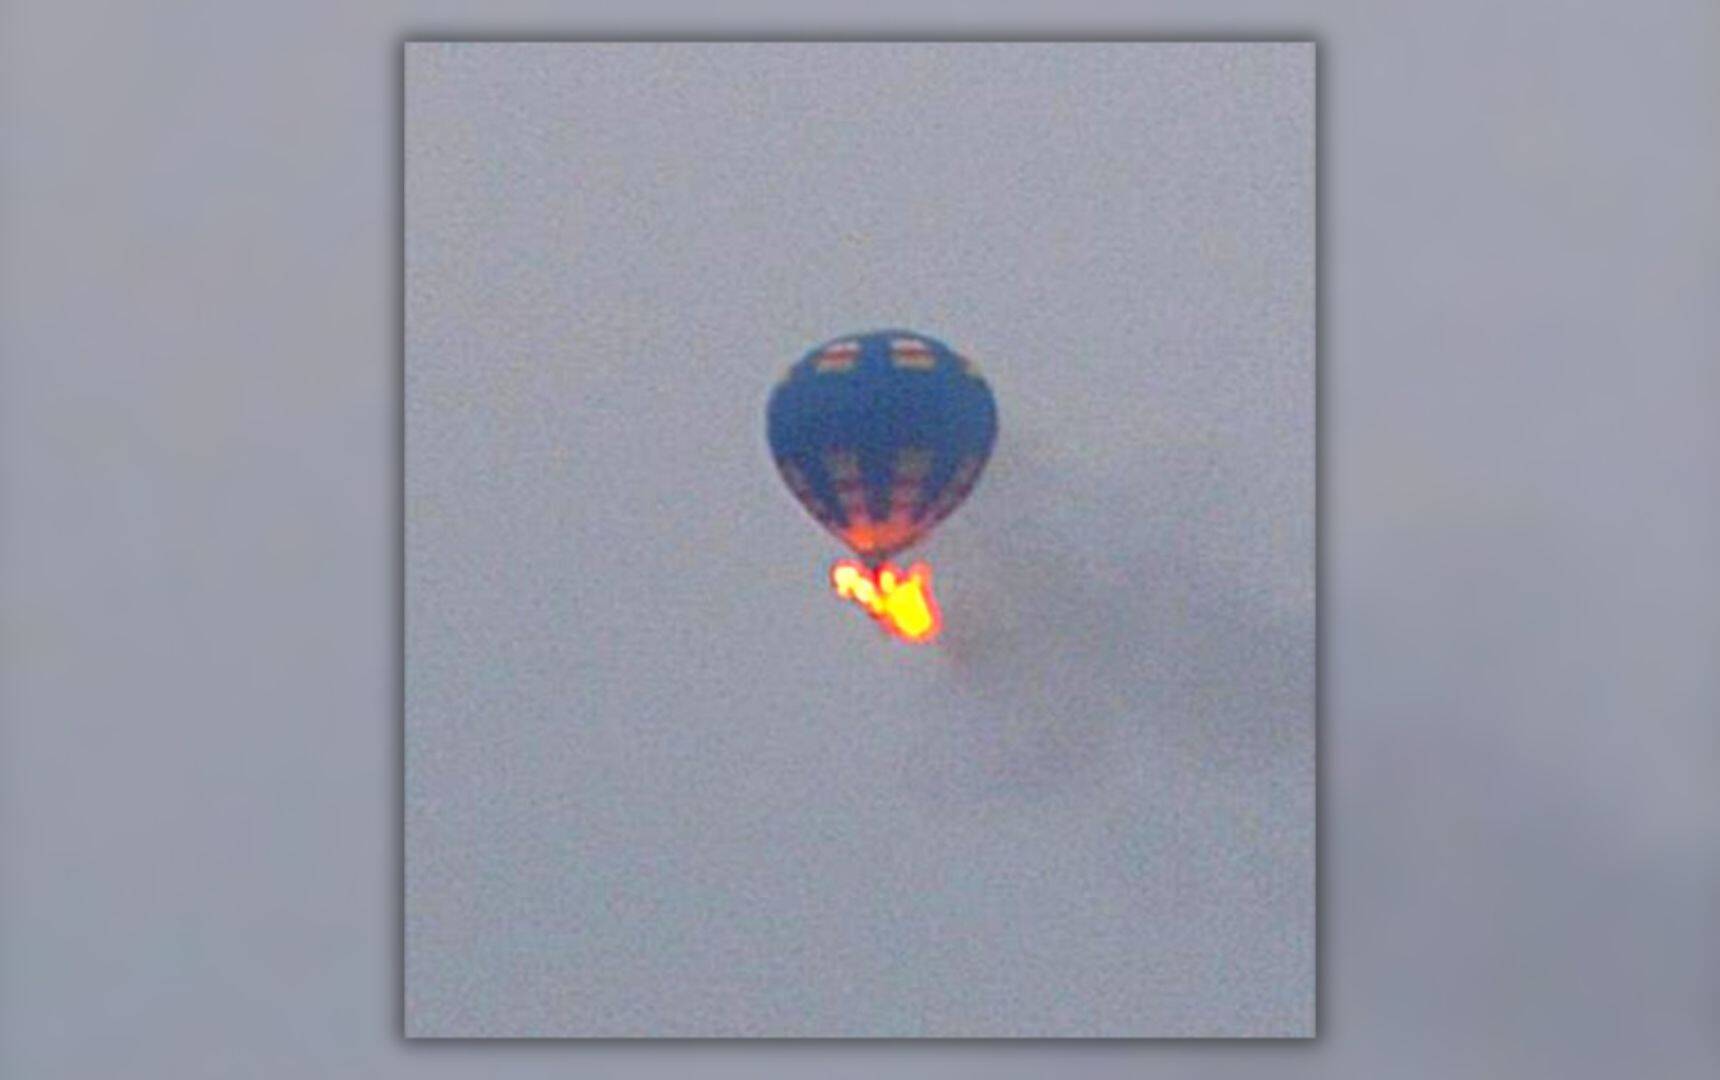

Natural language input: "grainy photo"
[405,41,1315,1038]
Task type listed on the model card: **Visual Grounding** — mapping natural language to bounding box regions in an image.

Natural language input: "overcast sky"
[5,1,1715,1075]
[405,42,1313,1037]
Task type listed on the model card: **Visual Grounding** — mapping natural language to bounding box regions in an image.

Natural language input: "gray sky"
[406,42,1313,1037]
[4,1,1716,1075]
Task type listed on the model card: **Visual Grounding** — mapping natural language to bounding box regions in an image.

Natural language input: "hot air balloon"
[767,330,997,640]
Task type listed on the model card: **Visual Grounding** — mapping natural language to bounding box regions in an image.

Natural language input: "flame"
[830,558,943,643]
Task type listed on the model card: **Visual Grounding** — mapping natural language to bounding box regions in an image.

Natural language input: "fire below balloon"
[829,559,943,643]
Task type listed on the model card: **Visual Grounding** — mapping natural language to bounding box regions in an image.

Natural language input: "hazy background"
[405,43,1314,1037]
[3,0,1716,1075]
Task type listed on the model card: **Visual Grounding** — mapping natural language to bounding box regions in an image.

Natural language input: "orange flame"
[829,559,943,643]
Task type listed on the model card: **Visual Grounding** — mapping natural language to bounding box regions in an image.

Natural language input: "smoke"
[899,420,1314,812]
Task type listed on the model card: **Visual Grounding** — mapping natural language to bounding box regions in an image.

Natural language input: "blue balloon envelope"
[767,330,998,565]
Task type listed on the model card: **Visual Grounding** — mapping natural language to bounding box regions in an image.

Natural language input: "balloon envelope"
[767,330,998,562]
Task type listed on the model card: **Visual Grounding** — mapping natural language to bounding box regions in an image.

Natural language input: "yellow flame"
[829,559,942,643]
